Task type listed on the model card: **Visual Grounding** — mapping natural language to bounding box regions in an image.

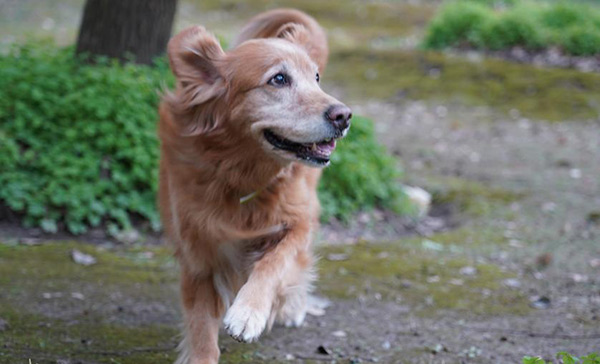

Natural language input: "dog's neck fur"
[160,102,293,205]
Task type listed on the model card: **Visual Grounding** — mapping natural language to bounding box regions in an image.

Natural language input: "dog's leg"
[223,226,312,343]
[177,271,223,364]
[275,266,314,328]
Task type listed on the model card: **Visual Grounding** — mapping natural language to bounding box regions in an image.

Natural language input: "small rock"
[571,273,588,283]
[508,239,523,248]
[422,239,444,252]
[326,253,349,262]
[284,354,295,360]
[56,360,71,364]
[462,346,482,358]
[541,202,556,213]
[569,169,582,179]
[431,343,447,354]
[332,330,347,338]
[589,258,600,268]
[71,250,97,266]
[71,292,85,300]
[503,278,521,288]
[426,275,440,283]
[449,278,464,286]
[43,292,63,299]
[0,318,8,331]
[530,296,551,309]
[404,185,432,218]
[376,251,390,259]
[400,279,413,289]
[381,341,391,350]
[460,266,477,276]
[19,238,41,246]
[113,228,141,244]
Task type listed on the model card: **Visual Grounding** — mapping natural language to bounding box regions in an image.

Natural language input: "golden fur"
[158,9,351,364]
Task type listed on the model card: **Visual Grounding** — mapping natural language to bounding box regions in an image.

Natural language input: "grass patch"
[327,48,600,121]
[423,0,600,56]
[0,42,411,234]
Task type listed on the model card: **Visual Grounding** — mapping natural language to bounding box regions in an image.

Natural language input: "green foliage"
[0,42,171,234]
[523,353,600,364]
[423,0,600,56]
[422,1,489,49]
[319,116,411,222]
[476,7,544,50]
[562,26,600,56]
[0,42,409,233]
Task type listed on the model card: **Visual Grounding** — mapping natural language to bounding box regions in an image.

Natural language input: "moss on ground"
[317,240,530,316]
[0,242,279,363]
[0,309,178,364]
[428,176,522,217]
[327,48,600,121]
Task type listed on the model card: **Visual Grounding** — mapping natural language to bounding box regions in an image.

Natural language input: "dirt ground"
[0,1,599,363]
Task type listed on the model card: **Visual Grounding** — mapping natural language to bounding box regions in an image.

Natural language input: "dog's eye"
[316,73,320,83]
[269,73,288,87]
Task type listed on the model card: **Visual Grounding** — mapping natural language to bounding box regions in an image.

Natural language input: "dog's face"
[168,25,351,167]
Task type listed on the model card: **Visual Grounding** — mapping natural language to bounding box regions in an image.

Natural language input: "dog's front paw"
[223,296,270,343]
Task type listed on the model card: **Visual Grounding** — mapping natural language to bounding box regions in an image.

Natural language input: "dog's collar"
[239,190,260,204]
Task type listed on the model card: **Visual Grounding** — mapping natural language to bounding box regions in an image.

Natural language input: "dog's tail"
[232,8,329,71]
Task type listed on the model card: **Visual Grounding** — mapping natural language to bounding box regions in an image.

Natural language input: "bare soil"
[1,1,599,363]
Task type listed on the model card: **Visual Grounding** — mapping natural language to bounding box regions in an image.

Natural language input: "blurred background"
[0,0,599,363]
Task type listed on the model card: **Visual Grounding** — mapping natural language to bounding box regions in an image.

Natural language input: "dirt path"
[1,0,600,363]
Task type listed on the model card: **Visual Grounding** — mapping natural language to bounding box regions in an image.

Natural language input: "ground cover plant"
[423,0,600,56]
[0,42,410,234]
[523,352,600,364]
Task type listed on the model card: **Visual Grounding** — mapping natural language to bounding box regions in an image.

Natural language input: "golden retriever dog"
[158,8,351,364]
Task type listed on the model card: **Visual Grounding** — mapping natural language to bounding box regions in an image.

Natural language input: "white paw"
[223,299,269,343]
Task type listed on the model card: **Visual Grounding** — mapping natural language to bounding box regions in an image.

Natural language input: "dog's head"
[167,25,351,168]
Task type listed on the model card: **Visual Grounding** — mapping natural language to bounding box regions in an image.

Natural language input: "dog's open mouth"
[264,130,336,165]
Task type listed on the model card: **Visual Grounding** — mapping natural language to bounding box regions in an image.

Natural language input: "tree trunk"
[76,0,178,65]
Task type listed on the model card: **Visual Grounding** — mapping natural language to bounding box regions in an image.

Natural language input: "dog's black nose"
[325,104,352,131]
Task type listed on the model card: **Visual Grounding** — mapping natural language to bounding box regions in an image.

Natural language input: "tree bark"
[76,0,178,65]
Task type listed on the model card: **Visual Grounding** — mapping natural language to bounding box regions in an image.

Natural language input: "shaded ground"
[1,0,600,363]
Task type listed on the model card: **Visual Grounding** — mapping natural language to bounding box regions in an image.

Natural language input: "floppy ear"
[167,26,225,106]
[276,23,327,71]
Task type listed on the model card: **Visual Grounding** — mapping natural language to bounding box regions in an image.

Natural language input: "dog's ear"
[167,26,225,105]
[276,23,327,71]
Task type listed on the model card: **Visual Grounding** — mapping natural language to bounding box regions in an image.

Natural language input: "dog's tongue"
[310,139,336,156]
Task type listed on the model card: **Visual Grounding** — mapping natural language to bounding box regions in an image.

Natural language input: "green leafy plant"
[423,0,600,56]
[523,352,600,364]
[0,42,410,234]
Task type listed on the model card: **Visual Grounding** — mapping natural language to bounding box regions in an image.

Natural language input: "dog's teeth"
[312,143,317,151]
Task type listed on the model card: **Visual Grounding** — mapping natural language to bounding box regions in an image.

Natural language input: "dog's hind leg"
[177,270,223,364]
[274,265,315,328]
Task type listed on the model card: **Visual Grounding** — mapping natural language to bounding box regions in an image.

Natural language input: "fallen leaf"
[316,345,331,355]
